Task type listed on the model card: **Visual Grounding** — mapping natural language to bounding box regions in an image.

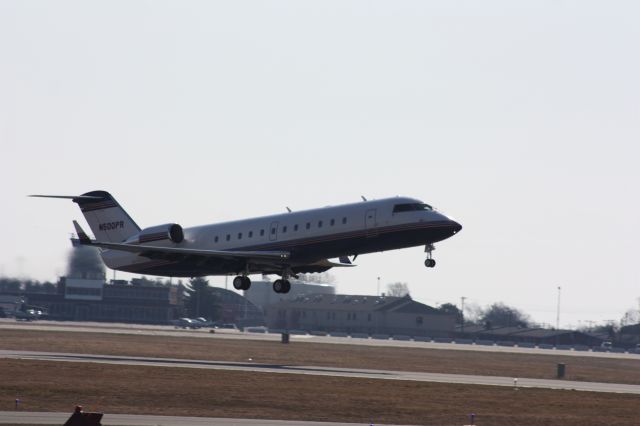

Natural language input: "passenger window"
[260,229,265,236]
[283,226,287,233]
[306,222,311,230]
[318,220,323,228]
[271,228,276,235]
[248,231,253,238]
[330,219,335,226]
[226,234,230,241]
[294,224,299,231]
[238,232,242,240]
[342,217,347,224]
[214,236,219,243]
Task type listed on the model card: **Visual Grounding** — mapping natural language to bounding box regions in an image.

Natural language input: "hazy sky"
[1,1,638,327]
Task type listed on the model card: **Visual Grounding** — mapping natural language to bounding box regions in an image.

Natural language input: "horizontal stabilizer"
[29,194,103,200]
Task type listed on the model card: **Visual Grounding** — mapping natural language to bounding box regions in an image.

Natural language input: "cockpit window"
[392,203,433,213]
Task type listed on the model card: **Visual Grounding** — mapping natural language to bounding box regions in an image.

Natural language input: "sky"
[1,1,639,328]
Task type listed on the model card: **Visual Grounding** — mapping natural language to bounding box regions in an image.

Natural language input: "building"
[210,287,264,327]
[455,324,604,346]
[618,323,640,348]
[23,276,183,324]
[266,294,455,337]
[0,295,24,316]
[244,279,335,315]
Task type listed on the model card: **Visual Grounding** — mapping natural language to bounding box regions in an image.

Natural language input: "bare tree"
[386,282,410,297]
[620,307,640,327]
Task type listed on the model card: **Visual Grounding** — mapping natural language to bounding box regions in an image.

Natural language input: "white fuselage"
[101,196,461,277]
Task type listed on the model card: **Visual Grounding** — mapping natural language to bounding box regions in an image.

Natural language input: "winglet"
[73,220,91,244]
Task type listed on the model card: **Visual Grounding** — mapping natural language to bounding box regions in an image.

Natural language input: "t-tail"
[30,190,141,242]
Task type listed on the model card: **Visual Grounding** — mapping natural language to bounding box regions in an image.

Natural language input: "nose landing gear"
[424,244,436,268]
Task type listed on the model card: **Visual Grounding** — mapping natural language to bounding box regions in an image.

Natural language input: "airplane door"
[365,209,377,234]
[269,221,279,241]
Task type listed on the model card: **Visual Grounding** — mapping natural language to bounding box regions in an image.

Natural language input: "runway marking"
[2,350,640,395]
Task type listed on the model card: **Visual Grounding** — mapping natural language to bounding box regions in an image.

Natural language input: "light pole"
[377,277,381,296]
[460,296,466,333]
[556,286,561,330]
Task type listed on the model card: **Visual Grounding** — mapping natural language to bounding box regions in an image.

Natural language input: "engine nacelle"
[133,223,184,244]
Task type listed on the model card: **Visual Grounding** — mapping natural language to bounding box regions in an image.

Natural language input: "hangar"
[266,294,455,336]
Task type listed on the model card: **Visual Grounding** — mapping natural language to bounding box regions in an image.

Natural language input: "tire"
[233,276,244,290]
[242,276,252,290]
[273,279,283,293]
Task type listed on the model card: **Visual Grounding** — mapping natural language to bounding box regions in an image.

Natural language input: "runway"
[2,349,639,395]
[1,319,638,361]
[0,411,403,425]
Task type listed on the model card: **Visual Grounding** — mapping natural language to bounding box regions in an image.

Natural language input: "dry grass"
[1,329,640,385]
[1,359,639,426]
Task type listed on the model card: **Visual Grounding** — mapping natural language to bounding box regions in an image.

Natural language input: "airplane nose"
[450,220,462,233]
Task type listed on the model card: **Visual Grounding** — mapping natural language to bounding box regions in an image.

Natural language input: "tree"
[479,302,530,329]
[386,282,410,297]
[437,302,463,324]
[620,303,640,327]
[184,277,221,320]
[0,278,22,292]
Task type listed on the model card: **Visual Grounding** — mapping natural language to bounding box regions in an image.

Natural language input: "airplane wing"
[72,221,289,261]
[90,240,289,260]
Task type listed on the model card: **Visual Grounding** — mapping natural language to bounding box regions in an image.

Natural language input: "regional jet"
[30,191,462,294]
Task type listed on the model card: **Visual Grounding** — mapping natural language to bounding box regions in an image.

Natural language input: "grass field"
[2,329,640,385]
[2,359,639,426]
[2,328,640,425]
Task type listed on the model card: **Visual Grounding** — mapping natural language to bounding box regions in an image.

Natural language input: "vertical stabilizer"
[72,191,141,242]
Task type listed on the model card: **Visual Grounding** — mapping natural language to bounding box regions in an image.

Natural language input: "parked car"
[193,317,214,327]
[171,318,200,329]
[217,323,239,330]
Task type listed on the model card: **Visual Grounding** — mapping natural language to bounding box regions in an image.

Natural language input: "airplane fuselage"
[102,196,461,277]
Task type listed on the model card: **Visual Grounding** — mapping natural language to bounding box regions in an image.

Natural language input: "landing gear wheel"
[233,276,252,290]
[233,276,244,290]
[424,258,436,268]
[273,279,291,294]
[241,276,251,290]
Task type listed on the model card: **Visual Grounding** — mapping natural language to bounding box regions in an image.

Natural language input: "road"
[1,319,637,361]
[0,411,406,425]
[2,349,639,395]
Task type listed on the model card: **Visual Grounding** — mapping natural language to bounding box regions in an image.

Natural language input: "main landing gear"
[232,275,251,291]
[273,279,291,294]
[424,244,436,268]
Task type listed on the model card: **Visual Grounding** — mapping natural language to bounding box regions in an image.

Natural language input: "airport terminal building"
[266,294,455,337]
[22,275,183,323]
